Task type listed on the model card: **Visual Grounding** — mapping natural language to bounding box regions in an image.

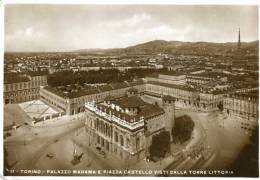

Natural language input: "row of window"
[224,102,257,114]
[5,95,39,104]
[70,86,145,104]
[41,90,67,108]
[5,80,47,92]
[5,89,39,97]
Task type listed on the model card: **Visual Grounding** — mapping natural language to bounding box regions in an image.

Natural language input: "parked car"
[46,153,55,159]
[96,146,101,151]
[99,150,106,158]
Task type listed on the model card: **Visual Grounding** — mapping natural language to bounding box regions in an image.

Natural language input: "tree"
[47,68,166,87]
[172,115,194,144]
[150,131,170,159]
[228,126,259,177]
[217,102,223,111]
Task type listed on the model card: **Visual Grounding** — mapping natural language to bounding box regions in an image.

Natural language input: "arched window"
[115,131,118,142]
[120,135,124,146]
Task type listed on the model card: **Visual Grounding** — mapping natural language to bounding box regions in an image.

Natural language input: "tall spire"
[238,27,241,50]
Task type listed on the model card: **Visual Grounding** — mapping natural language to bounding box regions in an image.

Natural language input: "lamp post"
[23,126,27,146]
[23,133,26,146]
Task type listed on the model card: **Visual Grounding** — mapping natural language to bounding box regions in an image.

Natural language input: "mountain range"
[74,40,259,56]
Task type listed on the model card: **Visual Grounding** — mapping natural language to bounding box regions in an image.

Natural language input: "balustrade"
[85,102,144,130]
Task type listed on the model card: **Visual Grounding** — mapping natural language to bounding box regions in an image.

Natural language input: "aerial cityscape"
[3,4,259,177]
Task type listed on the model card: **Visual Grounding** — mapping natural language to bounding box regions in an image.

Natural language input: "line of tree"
[47,68,168,87]
[172,115,195,144]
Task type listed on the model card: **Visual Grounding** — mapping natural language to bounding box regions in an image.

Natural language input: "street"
[4,98,251,175]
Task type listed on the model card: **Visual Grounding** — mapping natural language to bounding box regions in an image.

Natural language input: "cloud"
[25,26,33,36]
[5,26,48,51]
[97,13,152,29]
[125,13,151,27]
[6,26,46,41]
[4,5,259,51]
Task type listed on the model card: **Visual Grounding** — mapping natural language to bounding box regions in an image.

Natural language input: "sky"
[4,5,259,52]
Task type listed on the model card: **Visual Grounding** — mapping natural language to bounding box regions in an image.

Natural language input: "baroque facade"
[84,95,174,165]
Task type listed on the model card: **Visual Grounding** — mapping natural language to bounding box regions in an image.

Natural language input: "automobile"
[5,132,12,137]
[95,147,106,157]
[99,150,106,157]
[46,153,55,159]
[146,156,157,162]
[96,146,101,151]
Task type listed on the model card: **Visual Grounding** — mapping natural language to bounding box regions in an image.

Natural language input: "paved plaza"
[4,95,253,176]
[4,104,30,127]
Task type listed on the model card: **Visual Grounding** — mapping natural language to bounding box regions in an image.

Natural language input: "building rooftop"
[95,96,164,123]
[127,87,138,93]
[113,96,147,108]
[146,73,159,78]
[159,71,185,76]
[187,72,227,78]
[4,71,48,84]
[98,84,114,92]
[104,95,116,101]
[162,95,176,102]
[43,79,145,99]
[110,82,130,89]
[4,73,30,84]
[27,70,48,76]
[148,81,197,92]
[44,85,99,99]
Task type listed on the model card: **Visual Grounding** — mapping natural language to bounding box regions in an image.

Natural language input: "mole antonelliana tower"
[238,27,241,50]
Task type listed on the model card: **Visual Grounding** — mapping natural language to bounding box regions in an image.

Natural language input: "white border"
[1,0,260,5]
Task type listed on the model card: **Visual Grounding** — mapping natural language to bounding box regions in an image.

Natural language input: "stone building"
[223,91,258,133]
[40,80,146,115]
[84,95,173,166]
[145,72,226,111]
[4,71,48,104]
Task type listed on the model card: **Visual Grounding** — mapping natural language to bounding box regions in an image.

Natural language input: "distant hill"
[74,40,259,56]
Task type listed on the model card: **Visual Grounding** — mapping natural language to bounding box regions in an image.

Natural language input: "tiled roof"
[159,71,185,76]
[147,81,196,92]
[113,96,146,108]
[27,71,48,76]
[104,95,116,101]
[4,73,30,84]
[43,80,145,99]
[162,95,176,101]
[98,85,114,92]
[127,87,138,93]
[43,86,99,98]
[96,97,164,122]
[110,82,129,89]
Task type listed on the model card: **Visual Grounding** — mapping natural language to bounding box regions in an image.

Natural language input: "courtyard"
[19,100,62,120]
